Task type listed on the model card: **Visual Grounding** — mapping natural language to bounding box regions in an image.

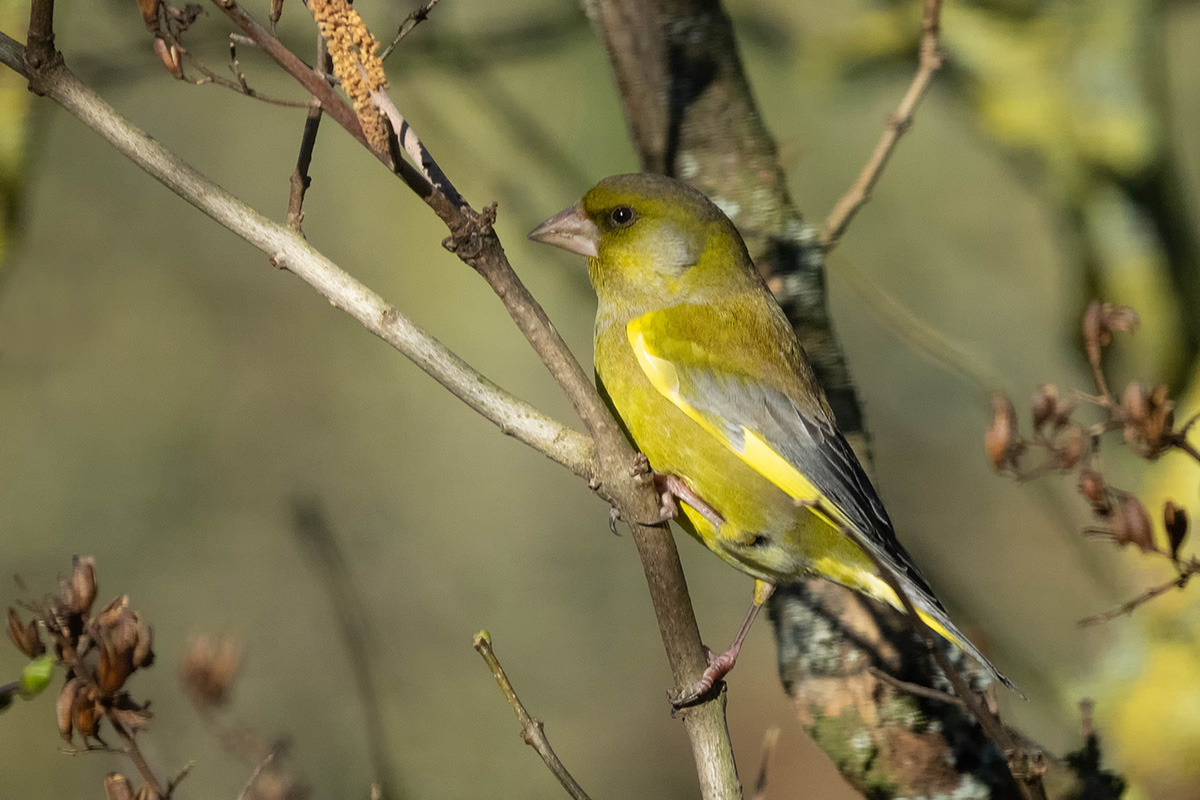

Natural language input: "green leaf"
[19,654,54,698]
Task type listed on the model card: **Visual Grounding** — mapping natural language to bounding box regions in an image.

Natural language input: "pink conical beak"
[528,202,600,258]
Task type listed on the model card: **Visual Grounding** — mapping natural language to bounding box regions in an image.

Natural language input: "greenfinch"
[530,173,1010,703]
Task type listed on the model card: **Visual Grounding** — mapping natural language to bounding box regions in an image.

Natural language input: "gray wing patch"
[678,364,944,610]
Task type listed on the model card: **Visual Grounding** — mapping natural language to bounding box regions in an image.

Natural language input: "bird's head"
[529,173,756,309]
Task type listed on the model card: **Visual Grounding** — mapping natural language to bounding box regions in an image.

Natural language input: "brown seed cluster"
[309,0,390,151]
[5,557,155,746]
[986,301,1198,622]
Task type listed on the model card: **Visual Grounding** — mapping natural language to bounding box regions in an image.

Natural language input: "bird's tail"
[850,568,1020,696]
[909,594,1022,697]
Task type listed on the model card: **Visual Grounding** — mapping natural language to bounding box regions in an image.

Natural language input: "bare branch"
[291,497,402,800]
[381,0,440,61]
[0,31,595,482]
[473,631,592,800]
[289,34,330,233]
[818,0,944,251]
[866,666,965,709]
[24,0,55,73]
[748,727,779,800]
[1079,559,1199,627]
[234,749,276,800]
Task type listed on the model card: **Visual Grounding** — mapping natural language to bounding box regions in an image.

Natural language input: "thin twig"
[177,49,309,108]
[867,666,966,709]
[234,749,276,800]
[818,0,944,251]
[24,0,56,73]
[289,34,330,233]
[291,497,402,800]
[381,0,440,61]
[1079,559,1198,627]
[748,727,780,800]
[0,31,594,481]
[473,631,592,800]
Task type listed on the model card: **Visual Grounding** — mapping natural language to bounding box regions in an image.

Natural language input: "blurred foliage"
[0,0,33,272]
[817,0,1200,390]
[0,0,1199,799]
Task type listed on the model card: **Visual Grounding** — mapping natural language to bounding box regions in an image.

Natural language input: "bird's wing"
[626,307,941,605]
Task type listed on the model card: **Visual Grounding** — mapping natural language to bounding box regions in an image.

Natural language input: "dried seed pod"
[97,641,134,695]
[57,677,82,741]
[1103,304,1140,334]
[133,623,154,669]
[1032,384,1058,431]
[985,392,1021,470]
[1123,382,1149,424]
[1058,424,1085,469]
[7,607,45,658]
[1164,501,1189,560]
[1079,470,1110,515]
[1116,496,1156,553]
[136,0,160,30]
[1144,401,1175,455]
[1052,397,1077,431]
[69,556,97,617]
[73,684,101,739]
[105,773,135,800]
[1150,384,1170,409]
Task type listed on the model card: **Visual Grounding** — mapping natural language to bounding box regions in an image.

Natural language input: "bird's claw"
[670,647,739,709]
[608,506,622,536]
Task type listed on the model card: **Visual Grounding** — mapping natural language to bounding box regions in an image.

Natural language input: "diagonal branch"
[473,631,592,800]
[0,31,594,483]
[817,0,945,251]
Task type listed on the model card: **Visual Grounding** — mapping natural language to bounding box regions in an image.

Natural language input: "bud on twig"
[1164,501,1189,560]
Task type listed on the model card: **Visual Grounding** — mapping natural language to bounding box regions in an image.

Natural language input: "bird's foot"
[631,452,654,484]
[642,473,725,529]
[671,645,740,708]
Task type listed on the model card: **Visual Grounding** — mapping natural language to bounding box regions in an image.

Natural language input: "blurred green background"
[2,0,1200,798]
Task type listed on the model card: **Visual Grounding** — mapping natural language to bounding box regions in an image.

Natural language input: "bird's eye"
[610,205,636,227]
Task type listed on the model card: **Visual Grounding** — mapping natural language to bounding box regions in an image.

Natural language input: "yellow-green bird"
[530,173,1012,704]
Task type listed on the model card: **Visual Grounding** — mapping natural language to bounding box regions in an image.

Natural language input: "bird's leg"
[672,581,775,708]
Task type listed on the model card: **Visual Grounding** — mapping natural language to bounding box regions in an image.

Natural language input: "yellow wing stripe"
[628,319,846,531]
[627,319,967,649]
